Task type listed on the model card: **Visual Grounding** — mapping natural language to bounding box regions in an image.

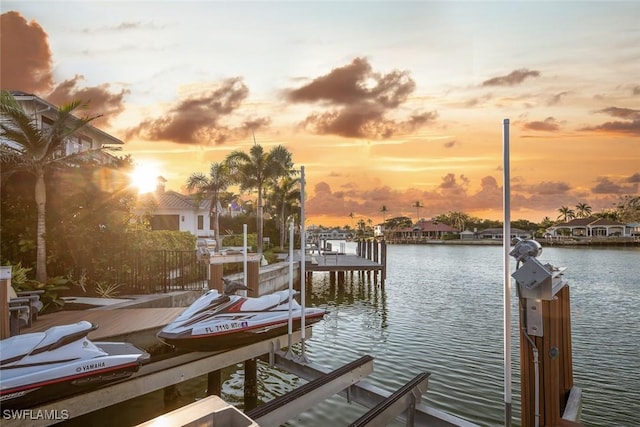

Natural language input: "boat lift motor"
[510,239,568,337]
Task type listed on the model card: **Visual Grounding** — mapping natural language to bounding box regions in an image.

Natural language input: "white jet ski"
[0,321,149,409]
[157,279,326,351]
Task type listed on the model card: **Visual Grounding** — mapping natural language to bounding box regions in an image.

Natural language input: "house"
[136,178,243,239]
[459,229,476,240]
[546,217,626,238]
[373,224,385,237]
[389,219,458,240]
[626,222,640,238]
[477,227,531,240]
[1,91,124,164]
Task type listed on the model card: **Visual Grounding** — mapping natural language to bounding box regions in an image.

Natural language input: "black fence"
[106,250,208,294]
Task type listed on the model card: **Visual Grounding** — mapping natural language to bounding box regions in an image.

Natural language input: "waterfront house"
[477,227,531,240]
[389,219,458,241]
[1,91,123,165]
[546,217,626,237]
[135,178,243,240]
[624,222,640,238]
[459,229,476,240]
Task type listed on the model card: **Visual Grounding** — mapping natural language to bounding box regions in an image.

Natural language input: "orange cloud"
[0,11,53,94]
[0,11,127,124]
[582,107,640,136]
[523,117,561,132]
[126,78,269,144]
[287,57,437,139]
[482,68,540,86]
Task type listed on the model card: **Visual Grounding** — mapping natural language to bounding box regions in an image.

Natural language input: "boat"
[157,279,326,351]
[0,321,150,409]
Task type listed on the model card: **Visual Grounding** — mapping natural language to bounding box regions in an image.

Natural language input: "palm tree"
[349,212,355,228]
[575,202,592,218]
[413,201,424,222]
[267,174,300,249]
[448,211,470,231]
[0,90,101,282]
[186,162,232,250]
[380,205,388,224]
[226,143,293,253]
[557,206,575,222]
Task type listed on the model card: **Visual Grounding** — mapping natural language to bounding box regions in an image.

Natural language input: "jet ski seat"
[240,294,282,311]
[0,321,97,366]
[0,332,47,365]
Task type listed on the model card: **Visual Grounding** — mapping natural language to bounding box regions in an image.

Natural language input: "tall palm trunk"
[214,209,221,250]
[257,185,263,253]
[35,167,47,282]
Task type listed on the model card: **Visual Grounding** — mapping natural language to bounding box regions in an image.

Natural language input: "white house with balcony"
[1,91,124,163]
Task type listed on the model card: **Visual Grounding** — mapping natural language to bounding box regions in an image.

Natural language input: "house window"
[197,215,204,230]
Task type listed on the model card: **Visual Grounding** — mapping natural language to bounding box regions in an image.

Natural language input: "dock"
[306,239,387,285]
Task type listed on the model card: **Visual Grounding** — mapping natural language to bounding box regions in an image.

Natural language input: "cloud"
[548,91,569,105]
[482,68,541,86]
[581,107,640,136]
[526,181,571,195]
[47,76,129,126]
[523,117,561,132]
[0,11,127,123]
[0,11,54,94]
[633,86,640,96]
[591,176,630,194]
[444,140,457,148]
[127,78,266,144]
[286,57,436,139]
[626,173,640,183]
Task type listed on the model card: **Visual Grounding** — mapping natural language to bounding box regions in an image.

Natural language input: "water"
[286,243,640,426]
[67,243,639,426]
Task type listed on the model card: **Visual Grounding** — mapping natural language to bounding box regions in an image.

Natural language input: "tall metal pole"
[300,166,307,360]
[503,118,513,427]
[286,221,294,355]
[243,224,248,290]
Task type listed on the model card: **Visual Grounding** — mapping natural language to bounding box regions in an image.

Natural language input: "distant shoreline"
[383,238,640,247]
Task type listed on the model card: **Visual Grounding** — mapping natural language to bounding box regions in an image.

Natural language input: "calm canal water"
[67,242,639,427]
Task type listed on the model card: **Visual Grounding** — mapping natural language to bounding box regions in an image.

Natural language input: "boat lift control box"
[512,258,567,301]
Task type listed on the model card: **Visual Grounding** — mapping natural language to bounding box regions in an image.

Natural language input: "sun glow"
[130,162,161,194]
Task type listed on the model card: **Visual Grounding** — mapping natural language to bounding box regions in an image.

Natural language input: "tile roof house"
[389,220,458,240]
[546,217,626,237]
[136,178,243,239]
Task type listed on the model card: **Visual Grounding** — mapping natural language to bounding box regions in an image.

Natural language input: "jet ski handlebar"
[222,278,252,295]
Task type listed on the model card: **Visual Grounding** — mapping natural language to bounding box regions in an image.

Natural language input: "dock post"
[1,266,11,339]
[244,358,258,411]
[207,370,222,396]
[381,239,387,283]
[163,384,181,409]
[373,238,379,263]
[210,263,223,293]
[520,285,577,427]
[247,260,260,297]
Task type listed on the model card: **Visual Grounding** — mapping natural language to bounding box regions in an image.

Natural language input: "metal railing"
[108,250,208,294]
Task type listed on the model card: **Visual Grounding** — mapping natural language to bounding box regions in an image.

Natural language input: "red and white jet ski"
[157,279,326,351]
[0,321,149,409]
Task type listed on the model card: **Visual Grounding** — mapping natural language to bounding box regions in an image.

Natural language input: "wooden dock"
[306,239,387,284]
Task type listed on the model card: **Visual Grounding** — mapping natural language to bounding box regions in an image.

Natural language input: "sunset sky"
[1,1,638,227]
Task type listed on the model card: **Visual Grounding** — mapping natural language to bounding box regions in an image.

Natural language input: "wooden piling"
[210,263,223,293]
[247,261,260,298]
[519,285,579,427]
[1,267,11,340]
[207,370,222,396]
[244,358,258,410]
